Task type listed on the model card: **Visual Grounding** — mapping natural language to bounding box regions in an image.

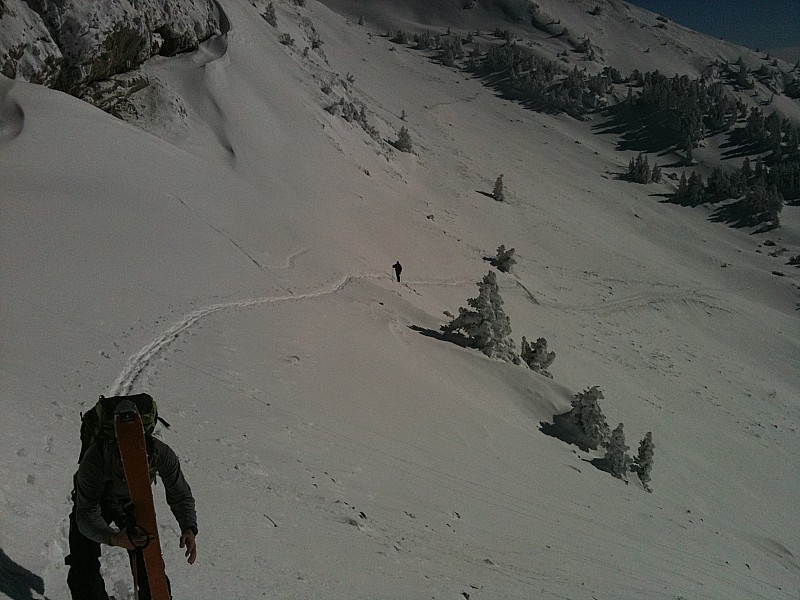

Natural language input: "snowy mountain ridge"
[1,1,799,599]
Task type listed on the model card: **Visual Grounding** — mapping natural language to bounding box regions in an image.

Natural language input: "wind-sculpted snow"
[0,78,24,142]
[543,290,730,316]
[195,0,231,66]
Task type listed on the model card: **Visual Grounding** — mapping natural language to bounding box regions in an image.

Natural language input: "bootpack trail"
[110,269,727,397]
[109,275,365,396]
[109,271,465,396]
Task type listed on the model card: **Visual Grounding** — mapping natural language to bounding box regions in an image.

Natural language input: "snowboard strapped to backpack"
[79,393,167,462]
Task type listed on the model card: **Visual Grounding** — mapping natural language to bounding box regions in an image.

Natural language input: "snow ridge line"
[109,275,359,396]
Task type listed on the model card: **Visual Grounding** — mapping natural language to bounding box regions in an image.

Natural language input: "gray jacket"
[74,438,197,545]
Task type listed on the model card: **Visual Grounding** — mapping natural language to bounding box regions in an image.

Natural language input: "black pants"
[65,505,168,600]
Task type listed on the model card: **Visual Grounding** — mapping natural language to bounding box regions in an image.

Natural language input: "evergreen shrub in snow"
[442,271,518,363]
[262,3,277,27]
[392,126,413,152]
[567,386,610,450]
[604,423,631,479]
[492,174,505,201]
[632,431,655,491]
[489,245,516,272]
[520,336,555,378]
[390,29,409,45]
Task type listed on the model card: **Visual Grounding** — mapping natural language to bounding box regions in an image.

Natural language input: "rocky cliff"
[1,0,218,108]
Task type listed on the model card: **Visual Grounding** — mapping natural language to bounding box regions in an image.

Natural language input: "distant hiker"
[65,394,197,600]
[393,261,403,283]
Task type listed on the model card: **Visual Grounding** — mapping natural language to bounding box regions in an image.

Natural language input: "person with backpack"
[65,394,197,600]
[392,261,402,283]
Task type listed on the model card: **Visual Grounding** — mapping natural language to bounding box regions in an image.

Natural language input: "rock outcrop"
[0,0,63,86]
[1,0,218,98]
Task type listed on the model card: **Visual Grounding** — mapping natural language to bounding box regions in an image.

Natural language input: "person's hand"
[110,529,150,550]
[180,529,197,565]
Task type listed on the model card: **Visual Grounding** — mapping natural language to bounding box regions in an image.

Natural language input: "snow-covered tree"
[492,174,505,201]
[567,386,610,450]
[441,271,518,363]
[262,2,277,27]
[632,431,655,491]
[392,126,413,152]
[604,423,631,479]
[490,245,516,272]
[626,152,651,184]
[390,29,409,45]
[520,336,555,378]
[651,162,662,183]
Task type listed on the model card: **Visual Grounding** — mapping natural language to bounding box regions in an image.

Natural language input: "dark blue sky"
[626,1,800,50]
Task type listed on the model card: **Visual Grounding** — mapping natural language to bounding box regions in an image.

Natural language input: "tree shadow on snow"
[592,104,681,154]
[709,200,778,232]
[539,417,632,482]
[539,412,596,452]
[408,325,472,349]
[0,548,49,600]
[587,456,615,476]
[785,191,800,206]
[651,192,675,201]
[718,128,769,161]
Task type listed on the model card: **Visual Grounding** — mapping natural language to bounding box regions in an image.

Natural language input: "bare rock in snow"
[0,0,63,86]
[2,0,218,93]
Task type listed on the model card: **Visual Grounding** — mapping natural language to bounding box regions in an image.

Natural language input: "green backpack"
[78,393,163,462]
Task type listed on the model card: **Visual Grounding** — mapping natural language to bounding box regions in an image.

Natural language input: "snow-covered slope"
[322,0,772,76]
[1,1,798,599]
[772,46,800,64]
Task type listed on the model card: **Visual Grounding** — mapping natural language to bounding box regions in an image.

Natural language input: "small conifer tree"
[632,431,655,491]
[567,386,610,450]
[489,245,516,272]
[626,153,652,184]
[492,175,505,202]
[605,423,631,479]
[391,29,408,44]
[263,2,277,27]
[676,171,688,199]
[686,171,704,205]
[520,336,555,378]
[651,162,662,183]
[392,126,413,152]
[441,271,518,362]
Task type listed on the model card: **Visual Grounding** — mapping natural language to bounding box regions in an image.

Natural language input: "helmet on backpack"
[79,393,159,462]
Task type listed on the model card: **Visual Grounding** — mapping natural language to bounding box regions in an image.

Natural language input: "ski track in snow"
[111,269,731,398]
[110,274,385,396]
[263,247,311,270]
[111,273,476,396]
